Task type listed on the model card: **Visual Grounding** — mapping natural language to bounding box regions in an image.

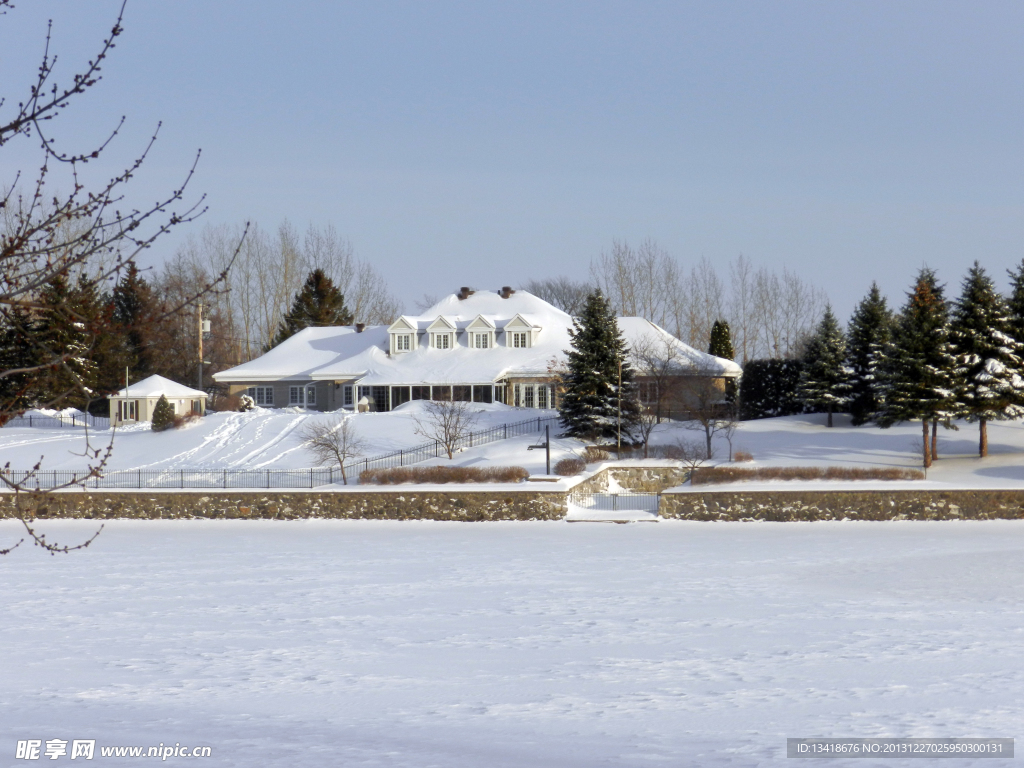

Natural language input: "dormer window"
[394,334,412,352]
[432,333,451,349]
[510,332,529,348]
[473,333,490,349]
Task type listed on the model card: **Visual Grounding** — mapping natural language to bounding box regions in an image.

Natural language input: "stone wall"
[574,465,690,494]
[660,490,1024,521]
[0,490,568,522]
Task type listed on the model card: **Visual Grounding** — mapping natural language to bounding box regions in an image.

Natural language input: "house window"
[289,386,306,405]
[247,386,274,406]
[412,386,430,400]
[306,385,316,405]
[394,334,411,352]
[513,384,521,407]
[524,385,535,408]
[473,333,489,349]
[433,333,450,349]
[343,385,353,406]
[537,385,548,409]
[511,332,528,348]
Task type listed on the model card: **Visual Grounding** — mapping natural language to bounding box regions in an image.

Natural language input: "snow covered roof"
[113,374,208,399]
[618,318,743,376]
[213,290,740,386]
[213,326,385,383]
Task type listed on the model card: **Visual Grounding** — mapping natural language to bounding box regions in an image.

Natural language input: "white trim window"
[247,386,274,406]
[537,385,548,409]
[473,332,490,349]
[289,386,305,406]
[524,385,535,408]
[432,333,451,349]
[393,334,412,352]
[343,385,353,406]
[306,385,316,405]
[510,331,528,348]
[513,384,521,407]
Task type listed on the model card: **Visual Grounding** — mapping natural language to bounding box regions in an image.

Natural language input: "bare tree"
[300,416,366,485]
[729,255,755,363]
[591,238,679,326]
[413,398,480,460]
[682,363,739,459]
[0,1,239,553]
[521,276,593,316]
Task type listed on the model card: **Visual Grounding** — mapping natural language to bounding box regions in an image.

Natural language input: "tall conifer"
[708,320,735,360]
[799,306,849,427]
[559,290,640,440]
[270,269,352,349]
[877,268,960,468]
[949,262,1024,457]
[846,283,893,425]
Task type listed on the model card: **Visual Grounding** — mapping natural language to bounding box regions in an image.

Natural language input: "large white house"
[213,287,741,412]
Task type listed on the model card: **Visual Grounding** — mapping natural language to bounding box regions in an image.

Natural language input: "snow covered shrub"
[151,395,174,432]
[172,412,202,429]
[733,450,754,462]
[360,466,529,484]
[690,466,925,485]
[238,394,255,412]
[581,446,610,463]
[554,457,585,476]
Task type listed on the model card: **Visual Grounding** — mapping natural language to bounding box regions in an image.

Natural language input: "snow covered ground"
[5,407,1024,489]
[2,519,1021,766]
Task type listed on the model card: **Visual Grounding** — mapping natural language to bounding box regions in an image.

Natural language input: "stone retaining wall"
[659,490,1024,521]
[574,465,690,494]
[0,490,568,521]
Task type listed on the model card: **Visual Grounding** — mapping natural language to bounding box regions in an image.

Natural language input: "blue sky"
[2,1,1022,318]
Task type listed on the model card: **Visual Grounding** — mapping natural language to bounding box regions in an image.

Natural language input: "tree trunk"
[705,425,713,460]
[980,418,988,458]
[922,421,932,468]
[827,406,833,428]
[931,420,938,461]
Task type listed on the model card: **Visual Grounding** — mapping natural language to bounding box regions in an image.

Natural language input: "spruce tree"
[559,290,640,441]
[949,262,1024,457]
[799,306,849,427]
[113,262,159,380]
[846,283,893,426]
[151,395,174,431]
[270,269,352,348]
[876,268,960,468]
[0,307,41,417]
[1006,258,1024,346]
[34,274,99,410]
[708,320,735,360]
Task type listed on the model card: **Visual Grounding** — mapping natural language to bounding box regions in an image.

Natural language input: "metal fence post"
[223,469,227,489]
[310,468,314,488]
[266,469,270,489]
[180,469,184,489]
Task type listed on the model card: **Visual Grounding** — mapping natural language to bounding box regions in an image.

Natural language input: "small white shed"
[109,375,207,425]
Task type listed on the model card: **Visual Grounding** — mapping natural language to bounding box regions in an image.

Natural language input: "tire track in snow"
[226,415,310,468]
[126,412,251,470]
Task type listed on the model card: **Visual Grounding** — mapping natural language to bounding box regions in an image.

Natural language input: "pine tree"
[738,358,805,420]
[846,283,893,425]
[33,274,100,410]
[0,307,41,417]
[559,290,641,440]
[799,306,849,427]
[270,269,353,348]
[151,395,174,432]
[949,261,1024,457]
[1006,258,1024,346]
[708,320,735,360]
[876,268,961,468]
[113,262,159,380]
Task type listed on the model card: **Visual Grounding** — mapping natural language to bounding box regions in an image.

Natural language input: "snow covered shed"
[213,288,741,413]
[109,375,207,425]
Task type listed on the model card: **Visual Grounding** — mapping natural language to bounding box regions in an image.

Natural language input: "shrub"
[172,412,202,429]
[359,465,529,485]
[733,450,754,463]
[151,395,174,432]
[690,465,924,485]
[739,358,805,420]
[238,394,255,412]
[554,457,585,476]
[581,446,610,463]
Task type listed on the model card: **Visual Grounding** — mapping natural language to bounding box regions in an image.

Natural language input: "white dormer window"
[473,333,490,349]
[394,334,412,352]
[432,333,451,349]
[510,332,529,348]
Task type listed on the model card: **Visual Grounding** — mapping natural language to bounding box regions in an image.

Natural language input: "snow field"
[2,519,1022,767]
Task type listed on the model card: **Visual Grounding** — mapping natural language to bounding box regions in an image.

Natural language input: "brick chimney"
[500,286,515,299]
[457,286,475,300]
[355,323,365,333]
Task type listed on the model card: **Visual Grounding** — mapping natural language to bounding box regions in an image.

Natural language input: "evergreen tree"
[877,268,961,468]
[0,307,41,417]
[708,320,735,360]
[799,306,849,427]
[559,290,641,440]
[270,269,352,348]
[151,395,174,432]
[949,261,1024,457]
[738,358,805,420]
[112,262,159,380]
[846,283,893,425]
[33,274,99,410]
[1006,258,1024,346]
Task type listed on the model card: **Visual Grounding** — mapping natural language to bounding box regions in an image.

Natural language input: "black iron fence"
[2,414,562,490]
[568,490,661,513]
[4,413,110,430]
